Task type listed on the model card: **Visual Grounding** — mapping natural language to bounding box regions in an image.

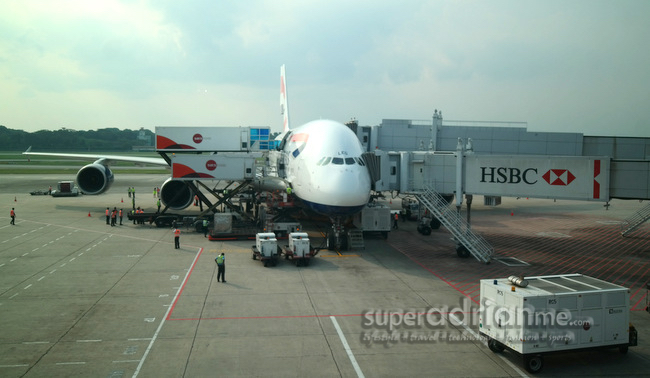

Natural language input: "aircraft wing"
[22,149,168,166]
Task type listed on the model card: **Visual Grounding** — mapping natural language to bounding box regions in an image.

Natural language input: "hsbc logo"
[205,160,217,171]
[480,167,577,186]
[542,169,576,186]
[480,167,538,184]
[193,134,203,144]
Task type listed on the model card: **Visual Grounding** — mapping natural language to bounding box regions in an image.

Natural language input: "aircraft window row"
[316,157,366,166]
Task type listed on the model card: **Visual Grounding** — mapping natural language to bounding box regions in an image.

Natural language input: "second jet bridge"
[367,141,650,203]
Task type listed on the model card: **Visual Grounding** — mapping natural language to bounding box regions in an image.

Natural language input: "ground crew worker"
[48,185,52,195]
[215,253,226,282]
[393,212,399,229]
[157,199,161,213]
[105,207,110,225]
[111,207,117,226]
[173,228,181,249]
[203,218,209,237]
[119,209,123,225]
[153,187,157,198]
[10,208,16,225]
[194,195,199,206]
[131,209,136,224]
[128,187,131,198]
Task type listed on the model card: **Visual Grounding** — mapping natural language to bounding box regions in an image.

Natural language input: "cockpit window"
[318,156,365,166]
[317,157,332,166]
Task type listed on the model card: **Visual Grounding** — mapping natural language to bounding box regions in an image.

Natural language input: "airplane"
[23,65,372,249]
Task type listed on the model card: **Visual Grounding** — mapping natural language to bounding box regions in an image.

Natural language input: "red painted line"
[166,247,204,320]
[622,262,649,291]
[602,260,631,283]
[631,291,648,311]
[402,255,479,304]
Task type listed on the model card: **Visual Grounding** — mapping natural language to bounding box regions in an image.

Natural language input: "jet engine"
[160,178,194,210]
[76,163,114,195]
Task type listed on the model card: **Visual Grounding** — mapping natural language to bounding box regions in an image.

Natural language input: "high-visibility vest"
[106,209,109,216]
[10,210,15,216]
[216,255,224,264]
[394,213,399,220]
[202,219,208,227]
[119,210,123,217]
[174,229,180,237]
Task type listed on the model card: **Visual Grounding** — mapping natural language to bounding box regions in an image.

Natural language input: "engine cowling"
[76,163,114,195]
[160,178,194,210]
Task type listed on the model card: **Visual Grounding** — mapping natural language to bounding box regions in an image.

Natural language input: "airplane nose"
[318,167,370,206]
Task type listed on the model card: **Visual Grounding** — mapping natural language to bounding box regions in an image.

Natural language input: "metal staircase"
[348,229,365,250]
[416,186,493,263]
[621,203,650,237]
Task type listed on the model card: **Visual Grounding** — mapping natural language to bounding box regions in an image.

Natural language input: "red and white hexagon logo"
[193,134,203,144]
[205,160,217,171]
[542,169,576,186]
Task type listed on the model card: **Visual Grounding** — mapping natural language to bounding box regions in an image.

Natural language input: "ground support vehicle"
[281,232,318,266]
[251,232,279,267]
[51,181,80,197]
[479,274,638,374]
[353,203,391,239]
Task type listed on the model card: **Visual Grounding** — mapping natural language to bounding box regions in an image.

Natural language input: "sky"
[1,0,649,137]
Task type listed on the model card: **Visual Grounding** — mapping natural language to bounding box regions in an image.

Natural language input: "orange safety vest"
[106,209,109,216]
[119,210,122,216]
[174,229,181,237]
[10,210,15,217]
[394,213,399,220]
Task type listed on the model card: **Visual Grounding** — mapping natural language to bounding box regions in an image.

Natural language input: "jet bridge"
[363,138,650,262]
[366,140,649,202]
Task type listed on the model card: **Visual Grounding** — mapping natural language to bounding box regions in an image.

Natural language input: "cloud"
[0,0,648,136]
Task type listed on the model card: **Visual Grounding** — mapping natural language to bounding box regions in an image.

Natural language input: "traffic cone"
[14,196,17,202]
[510,211,514,216]
[88,211,91,217]
[121,198,124,203]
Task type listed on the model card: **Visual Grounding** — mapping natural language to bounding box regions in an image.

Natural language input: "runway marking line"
[132,247,204,378]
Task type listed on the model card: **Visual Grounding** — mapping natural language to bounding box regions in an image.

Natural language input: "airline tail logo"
[280,64,290,132]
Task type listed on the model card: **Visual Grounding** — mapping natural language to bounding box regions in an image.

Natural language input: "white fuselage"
[280,119,371,216]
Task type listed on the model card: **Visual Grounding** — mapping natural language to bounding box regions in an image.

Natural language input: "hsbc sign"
[466,155,609,201]
[480,167,578,186]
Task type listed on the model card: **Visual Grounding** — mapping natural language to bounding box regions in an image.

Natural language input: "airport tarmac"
[1,174,649,377]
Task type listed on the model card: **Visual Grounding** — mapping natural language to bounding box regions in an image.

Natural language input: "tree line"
[0,125,154,152]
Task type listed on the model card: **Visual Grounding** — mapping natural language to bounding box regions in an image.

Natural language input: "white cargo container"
[252,232,278,267]
[156,126,271,152]
[479,274,637,373]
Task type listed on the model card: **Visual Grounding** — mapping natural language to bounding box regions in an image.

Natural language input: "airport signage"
[465,155,609,201]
